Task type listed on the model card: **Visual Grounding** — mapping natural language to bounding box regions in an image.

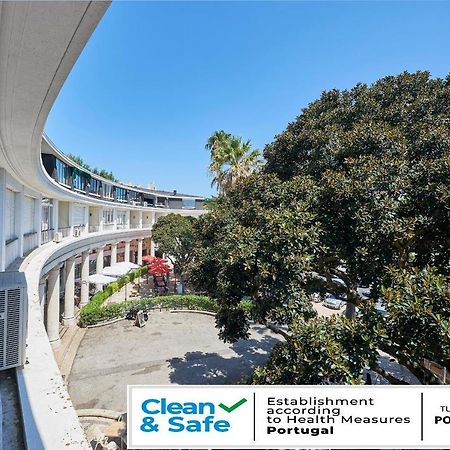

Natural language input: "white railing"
[23,232,39,255]
[103,223,116,231]
[5,238,20,268]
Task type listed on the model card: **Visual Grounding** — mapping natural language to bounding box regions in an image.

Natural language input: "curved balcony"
[41,134,204,212]
[17,227,155,449]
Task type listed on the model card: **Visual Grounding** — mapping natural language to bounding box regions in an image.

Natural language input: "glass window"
[116,211,127,226]
[55,159,71,185]
[103,209,114,224]
[89,178,102,196]
[116,187,127,202]
[23,196,35,234]
[182,199,195,209]
[41,198,53,231]
[103,183,114,199]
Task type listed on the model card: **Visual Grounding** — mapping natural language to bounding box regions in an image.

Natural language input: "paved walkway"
[68,311,281,412]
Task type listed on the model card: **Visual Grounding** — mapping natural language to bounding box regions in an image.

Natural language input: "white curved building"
[0,2,204,448]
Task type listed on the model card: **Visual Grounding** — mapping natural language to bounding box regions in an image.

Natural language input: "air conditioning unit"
[73,227,81,237]
[53,232,63,243]
[143,202,148,207]
[0,272,27,371]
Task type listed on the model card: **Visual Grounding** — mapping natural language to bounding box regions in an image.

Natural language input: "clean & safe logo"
[139,396,248,433]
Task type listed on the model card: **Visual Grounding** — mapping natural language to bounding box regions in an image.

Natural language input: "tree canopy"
[152,213,197,292]
[191,71,450,385]
[206,131,263,194]
[67,154,118,182]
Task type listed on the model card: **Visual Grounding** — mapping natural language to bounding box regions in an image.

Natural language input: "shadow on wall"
[167,335,280,385]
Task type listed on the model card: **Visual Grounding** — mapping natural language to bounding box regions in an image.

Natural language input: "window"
[103,208,114,224]
[115,187,127,202]
[72,205,86,226]
[89,178,102,196]
[41,198,53,231]
[103,183,114,199]
[23,196,35,234]
[55,158,71,186]
[5,189,16,241]
[73,170,89,192]
[116,211,127,226]
[182,199,195,209]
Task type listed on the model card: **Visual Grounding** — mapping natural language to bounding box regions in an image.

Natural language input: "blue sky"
[45,1,450,197]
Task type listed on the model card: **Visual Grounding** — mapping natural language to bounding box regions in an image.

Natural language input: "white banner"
[127,385,450,449]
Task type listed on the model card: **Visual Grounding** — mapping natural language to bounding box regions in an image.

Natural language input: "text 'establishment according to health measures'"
[128,385,450,449]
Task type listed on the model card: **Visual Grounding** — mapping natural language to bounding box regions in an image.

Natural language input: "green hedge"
[79,266,148,327]
[79,266,218,326]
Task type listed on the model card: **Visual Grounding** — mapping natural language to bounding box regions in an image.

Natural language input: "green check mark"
[218,397,247,413]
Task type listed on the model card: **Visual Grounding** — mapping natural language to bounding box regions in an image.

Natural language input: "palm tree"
[205,131,263,194]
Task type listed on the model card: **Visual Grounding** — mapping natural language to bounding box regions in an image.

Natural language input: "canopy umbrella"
[141,255,155,264]
[88,274,117,285]
[147,258,171,275]
[103,261,139,277]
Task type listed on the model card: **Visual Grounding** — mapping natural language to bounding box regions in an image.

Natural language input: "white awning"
[88,274,117,285]
[102,261,140,277]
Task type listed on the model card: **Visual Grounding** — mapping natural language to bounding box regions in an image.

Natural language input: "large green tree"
[152,214,197,293]
[191,72,450,385]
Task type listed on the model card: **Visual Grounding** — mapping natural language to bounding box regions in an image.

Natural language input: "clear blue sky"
[45,1,450,197]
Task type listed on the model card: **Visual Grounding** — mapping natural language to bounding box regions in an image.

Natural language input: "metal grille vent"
[0,290,5,368]
[0,272,27,371]
[6,288,21,367]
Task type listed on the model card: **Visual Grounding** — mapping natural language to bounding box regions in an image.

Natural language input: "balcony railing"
[103,223,116,231]
[41,228,55,244]
[23,232,39,254]
[5,238,19,268]
[89,225,100,233]
[58,227,71,238]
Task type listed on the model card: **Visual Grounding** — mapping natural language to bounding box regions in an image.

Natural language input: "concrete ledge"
[16,229,153,449]
[86,317,126,328]
[169,309,216,317]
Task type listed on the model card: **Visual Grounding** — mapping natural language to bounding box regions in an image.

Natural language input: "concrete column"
[150,238,155,257]
[126,210,130,229]
[39,278,47,322]
[95,246,104,292]
[124,240,131,262]
[17,188,24,257]
[151,211,156,228]
[46,266,61,346]
[63,257,76,326]
[113,208,117,230]
[99,207,104,232]
[137,239,143,265]
[138,211,143,229]
[35,194,42,247]
[52,199,59,233]
[80,250,90,306]
[0,169,7,271]
[68,202,74,236]
[83,206,89,235]
[111,242,117,265]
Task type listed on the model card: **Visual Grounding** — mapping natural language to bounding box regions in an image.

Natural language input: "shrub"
[79,264,218,326]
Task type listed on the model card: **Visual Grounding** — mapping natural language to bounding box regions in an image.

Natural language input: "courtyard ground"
[68,311,281,413]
